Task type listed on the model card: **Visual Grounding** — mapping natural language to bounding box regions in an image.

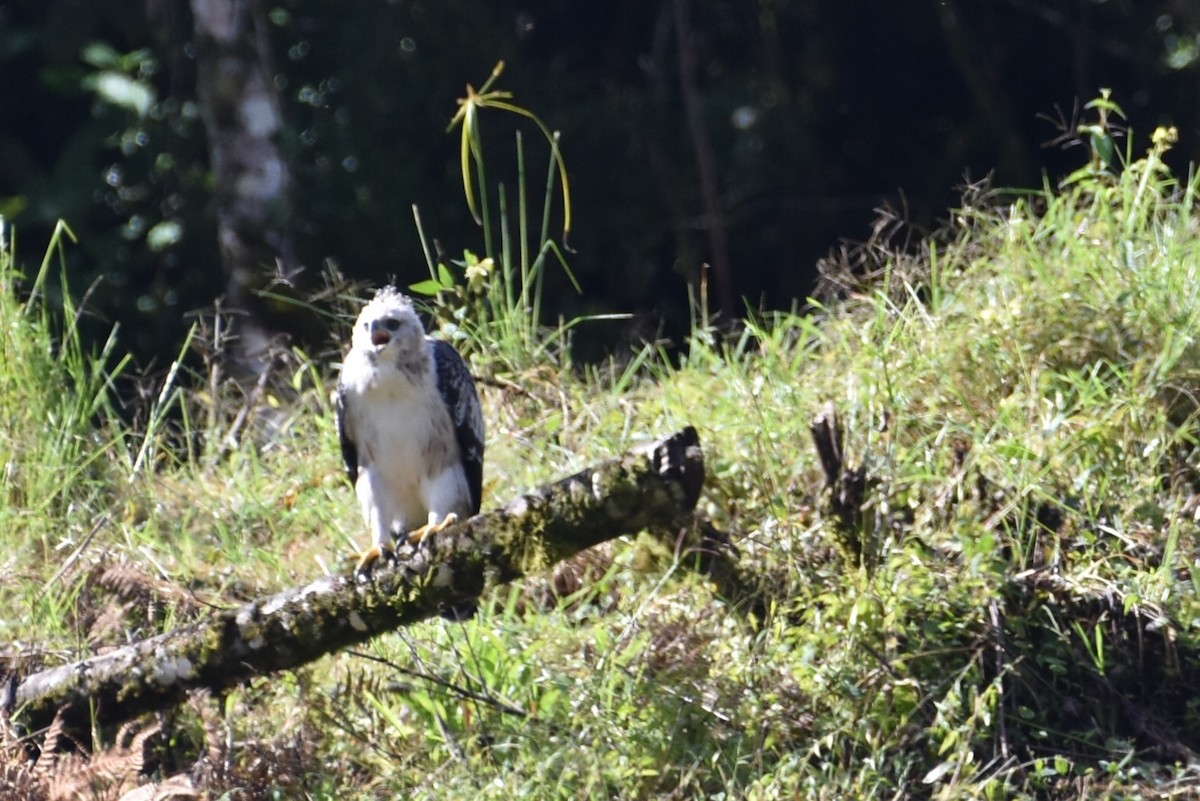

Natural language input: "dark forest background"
[1,0,1197,365]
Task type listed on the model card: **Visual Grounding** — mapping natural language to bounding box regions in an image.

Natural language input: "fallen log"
[6,427,705,739]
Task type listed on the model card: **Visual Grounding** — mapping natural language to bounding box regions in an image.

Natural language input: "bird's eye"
[384,318,401,332]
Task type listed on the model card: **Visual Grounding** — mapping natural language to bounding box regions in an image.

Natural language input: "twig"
[347,650,527,719]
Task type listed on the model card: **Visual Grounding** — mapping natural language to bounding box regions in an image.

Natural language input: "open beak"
[371,325,390,347]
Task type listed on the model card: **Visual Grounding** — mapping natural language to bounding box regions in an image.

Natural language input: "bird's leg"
[404,512,459,546]
[354,540,395,576]
[355,513,459,575]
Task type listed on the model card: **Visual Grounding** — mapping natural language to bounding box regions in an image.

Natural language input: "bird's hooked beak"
[370,320,391,347]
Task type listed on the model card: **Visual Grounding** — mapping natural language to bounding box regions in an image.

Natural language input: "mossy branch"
[7,427,705,739]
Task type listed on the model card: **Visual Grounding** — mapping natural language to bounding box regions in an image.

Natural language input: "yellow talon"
[404,512,459,546]
[354,513,460,575]
[354,543,393,576]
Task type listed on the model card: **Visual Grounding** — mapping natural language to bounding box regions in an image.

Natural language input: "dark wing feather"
[429,338,485,514]
[333,383,359,485]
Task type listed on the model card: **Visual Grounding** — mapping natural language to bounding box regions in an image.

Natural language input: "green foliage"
[410,76,620,375]
[0,220,127,541]
[7,99,1200,798]
[445,61,572,249]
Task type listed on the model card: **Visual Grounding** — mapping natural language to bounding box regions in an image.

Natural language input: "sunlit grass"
[6,108,1200,799]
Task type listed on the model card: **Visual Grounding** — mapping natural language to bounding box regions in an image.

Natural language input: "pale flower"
[465,257,494,291]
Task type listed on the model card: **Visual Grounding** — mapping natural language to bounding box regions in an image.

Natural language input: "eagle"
[335,286,484,574]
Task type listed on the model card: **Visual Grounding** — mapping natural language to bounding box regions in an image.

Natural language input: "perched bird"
[335,287,484,574]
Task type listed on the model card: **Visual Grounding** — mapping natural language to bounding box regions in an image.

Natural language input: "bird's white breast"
[342,350,460,539]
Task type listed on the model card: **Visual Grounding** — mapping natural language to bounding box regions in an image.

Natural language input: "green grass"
[5,113,1200,799]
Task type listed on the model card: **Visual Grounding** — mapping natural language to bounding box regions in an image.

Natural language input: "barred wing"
[428,338,485,514]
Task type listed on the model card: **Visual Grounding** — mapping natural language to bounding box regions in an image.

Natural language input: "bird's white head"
[350,286,426,358]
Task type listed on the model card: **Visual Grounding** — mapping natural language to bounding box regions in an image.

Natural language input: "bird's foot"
[404,512,459,546]
[353,543,395,577]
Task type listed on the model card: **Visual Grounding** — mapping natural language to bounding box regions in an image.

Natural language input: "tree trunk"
[190,0,298,373]
[672,0,735,318]
[8,428,708,740]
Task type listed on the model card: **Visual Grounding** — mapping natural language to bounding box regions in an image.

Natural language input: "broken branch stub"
[810,402,869,565]
[7,427,704,738]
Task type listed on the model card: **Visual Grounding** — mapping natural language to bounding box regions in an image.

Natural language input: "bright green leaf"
[83,71,154,117]
[408,278,445,296]
[146,220,181,252]
[81,42,120,69]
